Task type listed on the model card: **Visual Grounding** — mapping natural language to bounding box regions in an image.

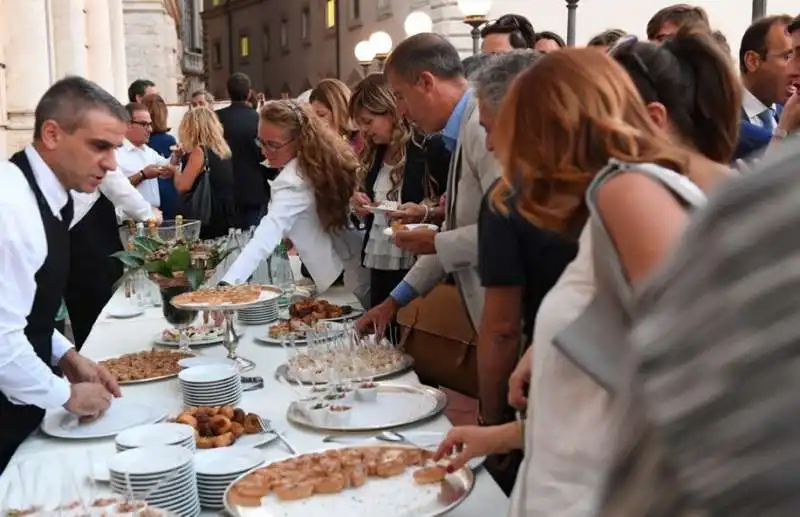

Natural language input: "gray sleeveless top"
[553,158,705,395]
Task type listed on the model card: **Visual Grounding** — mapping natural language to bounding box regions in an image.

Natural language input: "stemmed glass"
[160,286,198,356]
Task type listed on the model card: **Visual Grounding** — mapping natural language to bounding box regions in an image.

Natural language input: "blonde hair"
[310,78,354,136]
[260,100,359,231]
[348,73,413,201]
[178,106,231,159]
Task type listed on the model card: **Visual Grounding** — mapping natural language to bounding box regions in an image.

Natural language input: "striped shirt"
[600,138,800,516]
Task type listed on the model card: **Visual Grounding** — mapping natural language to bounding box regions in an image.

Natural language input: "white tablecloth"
[0,270,509,516]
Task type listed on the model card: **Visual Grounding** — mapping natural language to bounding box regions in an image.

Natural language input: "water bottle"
[269,242,295,307]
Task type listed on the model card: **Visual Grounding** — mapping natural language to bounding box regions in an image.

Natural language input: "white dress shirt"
[0,146,74,409]
[742,87,777,129]
[115,139,170,207]
[223,158,344,290]
[71,168,155,228]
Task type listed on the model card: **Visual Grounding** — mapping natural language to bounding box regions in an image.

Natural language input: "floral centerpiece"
[112,235,234,290]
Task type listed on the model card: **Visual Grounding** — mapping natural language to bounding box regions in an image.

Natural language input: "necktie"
[757,108,777,131]
[60,196,74,228]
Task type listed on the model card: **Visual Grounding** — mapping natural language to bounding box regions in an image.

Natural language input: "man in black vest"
[0,77,123,472]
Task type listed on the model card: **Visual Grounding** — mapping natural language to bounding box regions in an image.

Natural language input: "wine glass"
[160,286,198,355]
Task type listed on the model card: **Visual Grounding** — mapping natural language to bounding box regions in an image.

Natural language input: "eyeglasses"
[255,137,294,152]
[131,120,152,128]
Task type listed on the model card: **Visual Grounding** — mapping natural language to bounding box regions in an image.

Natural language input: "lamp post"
[566,0,579,46]
[369,31,393,71]
[354,40,376,76]
[752,0,767,20]
[404,11,433,37]
[457,0,492,55]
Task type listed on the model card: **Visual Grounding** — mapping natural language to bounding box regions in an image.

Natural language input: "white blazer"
[222,158,345,291]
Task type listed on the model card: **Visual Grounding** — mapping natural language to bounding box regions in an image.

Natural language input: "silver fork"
[256,415,297,455]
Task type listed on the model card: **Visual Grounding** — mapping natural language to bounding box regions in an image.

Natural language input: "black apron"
[64,193,123,348]
[0,151,72,473]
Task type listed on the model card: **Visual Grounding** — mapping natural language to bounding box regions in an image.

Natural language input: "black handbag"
[181,147,213,225]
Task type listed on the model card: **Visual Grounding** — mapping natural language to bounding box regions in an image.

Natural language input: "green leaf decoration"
[185,267,205,290]
[166,247,191,271]
[143,259,173,277]
[110,251,145,268]
[133,235,164,253]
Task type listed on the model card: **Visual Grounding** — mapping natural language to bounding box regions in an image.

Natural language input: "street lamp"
[457,0,492,55]
[369,31,393,70]
[566,0,579,46]
[404,11,433,37]
[354,40,376,76]
[752,0,767,20]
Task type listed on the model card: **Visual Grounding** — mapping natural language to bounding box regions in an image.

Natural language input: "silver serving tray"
[223,444,474,517]
[286,383,446,432]
[171,285,282,311]
[274,354,414,384]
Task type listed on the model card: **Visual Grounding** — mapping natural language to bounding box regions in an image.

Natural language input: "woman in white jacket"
[222,100,359,291]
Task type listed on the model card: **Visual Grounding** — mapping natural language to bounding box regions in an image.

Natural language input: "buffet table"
[0,273,509,516]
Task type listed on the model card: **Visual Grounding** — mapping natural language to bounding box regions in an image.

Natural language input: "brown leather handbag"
[396,284,478,398]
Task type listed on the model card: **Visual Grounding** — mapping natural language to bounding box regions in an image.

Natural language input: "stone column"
[3,0,51,152]
[85,0,116,94]
[51,0,87,79]
[109,0,129,102]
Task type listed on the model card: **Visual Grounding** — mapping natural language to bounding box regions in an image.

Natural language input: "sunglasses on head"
[608,35,662,102]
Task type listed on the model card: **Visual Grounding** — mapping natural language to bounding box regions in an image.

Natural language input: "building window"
[351,0,360,20]
[212,0,221,6]
[325,0,336,29]
[301,7,310,41]
[239,35,250,58]
[212,39,222,67]
[262,26,270,59]
[280,20,288,50]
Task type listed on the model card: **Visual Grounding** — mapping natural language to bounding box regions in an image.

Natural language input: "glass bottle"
[269,242,295,307]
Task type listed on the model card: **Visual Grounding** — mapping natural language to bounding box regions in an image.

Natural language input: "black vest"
[0,150,72,472]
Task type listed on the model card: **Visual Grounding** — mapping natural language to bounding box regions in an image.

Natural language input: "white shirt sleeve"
[223,186,311,284]
[99,169,155,221]
[146,145,172,167]
[51,331,74,364]
[0,199,71,409]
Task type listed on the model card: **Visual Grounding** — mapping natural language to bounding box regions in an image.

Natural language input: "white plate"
[180,378,241,390]
[40,398,167,439]
[194,447,265,476]
[107,302,145,319]
[382,223,439,237]
[109,445,193,476]
[287,384,446,432]
[154,328,223,347]
[172,286,282,310]
[179,356,237,369]
[116,423,195,449]
[179,365,238,383]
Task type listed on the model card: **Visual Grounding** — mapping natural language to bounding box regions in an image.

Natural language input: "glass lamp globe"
[457,0,492,21]
[354,40,376,64]
[404,11,433,37]
[369,31,393,57]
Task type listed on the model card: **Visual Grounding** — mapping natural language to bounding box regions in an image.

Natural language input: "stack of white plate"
[237,298,279,325]
[109,445,200,517]
[115,423,196,453]
[179,365,242,407]
[194,447,265,509]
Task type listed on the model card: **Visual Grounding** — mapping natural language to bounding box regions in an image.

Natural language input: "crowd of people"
[3,2,800,514]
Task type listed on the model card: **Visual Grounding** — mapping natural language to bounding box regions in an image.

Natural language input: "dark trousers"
[369,268,409,343]
[64,196,123,349]
[237,204,265,229]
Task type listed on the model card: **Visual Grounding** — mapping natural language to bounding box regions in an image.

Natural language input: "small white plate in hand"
[382,223,439,237]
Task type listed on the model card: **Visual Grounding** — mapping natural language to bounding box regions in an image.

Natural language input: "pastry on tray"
[174,406,262,448]
[172,284,262,306]
[99,350,189,383]
[227,446,446,507]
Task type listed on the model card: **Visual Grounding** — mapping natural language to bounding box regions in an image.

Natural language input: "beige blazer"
[403,92,501,327]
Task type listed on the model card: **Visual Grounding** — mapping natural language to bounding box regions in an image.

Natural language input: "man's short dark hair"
[740,15,793,74]
[227,73,252,102]
[646,4,709,40]
[535,31,566,48]
[480,14,536,49]
[124,102,148,118]
[588,29,627,48]
[789,14,800,34]
[712,30,732,56]
[127,78,155,102]
[34,76,129,140]
[384,33,464,83]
